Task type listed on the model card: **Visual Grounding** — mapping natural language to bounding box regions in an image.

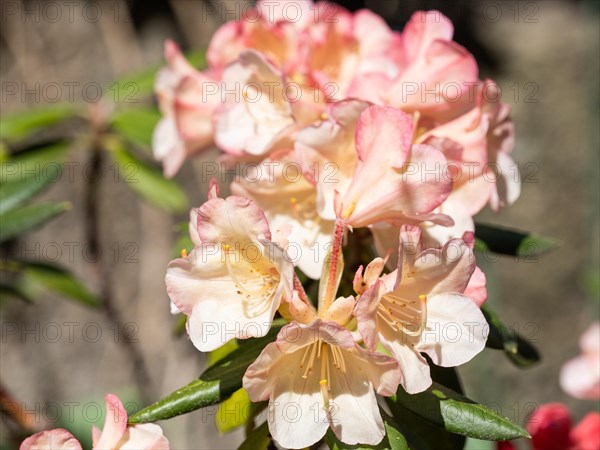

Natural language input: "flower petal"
[93,394,128,450]
[117,424,170,450]
[20,429,82,450]
[197,195,271,243]
[417,293,487,367]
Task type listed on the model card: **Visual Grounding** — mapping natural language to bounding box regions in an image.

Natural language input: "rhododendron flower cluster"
[154,1,520,279]
[154,1,523,448]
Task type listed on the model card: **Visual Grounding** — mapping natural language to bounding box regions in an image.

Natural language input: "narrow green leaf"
[0,164,61,214]
[390,382,530,442]
[0,282,33,304]
[216,388,252,433]
[238,421,270,450]
[107,139,188,213]
[0,201,70,242]
[325,410,409,450]
[0,106,76,141]
[128,320,285,424]
[0,142,69,183]
[475,223,557,258]
[482,304,540,368]
[111,108,161,150]
[23,262,100,307]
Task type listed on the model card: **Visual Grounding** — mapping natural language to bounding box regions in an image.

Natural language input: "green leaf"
[23,262,100,307]
[128,319,285,424]
[386,396,465,450]
[475,223,558,258]
[0,163,61,214]
[111,108,161,150]
[0,282,33,304]
[106,138,188,213]
[482,304,540,368]
[0,201,70,242]
[325,410,409,450]
[216,388,252,433]
[0,106,76,141]
[389,382,530,442]
[208,339,239,366]
[0,142,70,183]
[238,421,270,450]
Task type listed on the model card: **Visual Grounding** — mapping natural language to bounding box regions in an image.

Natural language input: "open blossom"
[165,187,294,351]
[215,50,323,156]
[243,320,401,449]
[354,225,487,393]
[560,322,600,400]
[153,40,220,177]
[333,105,453,229]
[20,395,169,450]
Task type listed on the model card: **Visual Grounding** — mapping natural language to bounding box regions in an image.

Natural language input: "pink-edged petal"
[152,118,187,179]
[354,105,412,168]
[93,394,128,450]
[406,238,476,298]
[117,424,170,450]
[197,196,271,243]
[464,266,487,307]
[560,356,600,400]
[341,107,452,227]
[20,429,82,450]
[417,293,487,367]
[354,281,385,351]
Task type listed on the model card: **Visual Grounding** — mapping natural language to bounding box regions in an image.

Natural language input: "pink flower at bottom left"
[19,394,169,450]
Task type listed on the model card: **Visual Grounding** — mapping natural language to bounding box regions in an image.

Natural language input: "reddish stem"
[322,220,346,312]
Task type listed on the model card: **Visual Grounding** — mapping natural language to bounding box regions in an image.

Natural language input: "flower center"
[298,340,347,412]
[222,244,280,317]
[377,293,428,337]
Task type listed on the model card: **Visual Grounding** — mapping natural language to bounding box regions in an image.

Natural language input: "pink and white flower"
[243,320,401,448]
[334,105,453,229]
[354,225,487,393]
[165,190,294,351]
[20,395,169,450]
[560,322,600,400]
[153,40,221,177]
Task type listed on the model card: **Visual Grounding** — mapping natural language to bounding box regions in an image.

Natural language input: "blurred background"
[1,0,598,448]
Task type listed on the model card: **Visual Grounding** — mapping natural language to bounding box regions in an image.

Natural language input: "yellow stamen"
[180,248,188,258]
[320,112,329,121]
